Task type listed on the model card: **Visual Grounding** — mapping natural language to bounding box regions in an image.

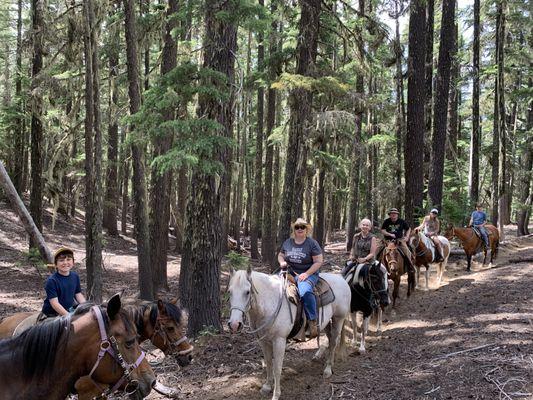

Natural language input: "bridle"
[87,306,146,399]
[150,313,194,356]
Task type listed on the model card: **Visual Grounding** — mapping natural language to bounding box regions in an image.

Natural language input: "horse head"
[368,262,391,307]
[150,299,194,366]
[90,294,156,399]
[443,223,455,240]
[227,266,253,334]
[383,241,402,277]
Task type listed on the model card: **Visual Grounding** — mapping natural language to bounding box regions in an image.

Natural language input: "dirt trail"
[0,200,532,399]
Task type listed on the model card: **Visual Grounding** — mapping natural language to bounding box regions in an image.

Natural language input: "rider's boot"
[308,320,318,339]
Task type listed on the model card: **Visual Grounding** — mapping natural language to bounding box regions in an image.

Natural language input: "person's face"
[294,224,307,237]
[389,213,399,222]
[476,206,483,211]
[430,212,437,219]
[56,254,74,275]
[360,221,371,233]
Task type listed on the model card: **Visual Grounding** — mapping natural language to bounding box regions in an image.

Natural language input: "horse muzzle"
[228,320,243,334]
[175,352,193,366]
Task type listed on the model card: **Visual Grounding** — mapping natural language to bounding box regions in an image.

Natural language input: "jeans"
[297,272,319,321]
[476,225,489,247]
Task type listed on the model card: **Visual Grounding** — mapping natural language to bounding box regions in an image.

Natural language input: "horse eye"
[125,339,135,349]
[245,290,250,296]
[166,326,175,332]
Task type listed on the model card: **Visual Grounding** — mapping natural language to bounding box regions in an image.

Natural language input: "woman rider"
[278,218,323,339]
[417,208,444,262]
[350,218,378,266]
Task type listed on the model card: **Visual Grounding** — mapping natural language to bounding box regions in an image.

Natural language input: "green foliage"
[225,251,249,270]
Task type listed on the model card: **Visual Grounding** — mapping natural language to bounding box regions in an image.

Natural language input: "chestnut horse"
[409,229,451,289]
[444,223,499,271]
[381,241,416,307]
[0,294,155,400]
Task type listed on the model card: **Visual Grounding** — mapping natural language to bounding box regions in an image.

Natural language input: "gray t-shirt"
[281,237,322,274]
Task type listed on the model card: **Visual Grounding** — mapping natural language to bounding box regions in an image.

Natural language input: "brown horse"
[381,241,416,307]
[444,223,499,271]
[0,294,155,400]
[409,229,451,289]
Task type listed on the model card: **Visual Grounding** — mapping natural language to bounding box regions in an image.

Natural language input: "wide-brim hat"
[54,247,74,263]
[291,217,312,231]
[388,208,399,215]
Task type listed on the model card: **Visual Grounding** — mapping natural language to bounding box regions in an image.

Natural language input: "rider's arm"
[277,252,287,268]
[404,227,411,240]
[381,228,394,238]
[417,216,427,231]
[75,292,86,304]
[306,253,323,275]
[49,298,69,316]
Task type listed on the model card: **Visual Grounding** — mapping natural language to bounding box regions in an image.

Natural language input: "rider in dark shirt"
[378,208,414,270]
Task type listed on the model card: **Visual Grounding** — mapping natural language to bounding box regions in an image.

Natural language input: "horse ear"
[246,264,252,279]
[229,266,235,276]
[107,293,122,320]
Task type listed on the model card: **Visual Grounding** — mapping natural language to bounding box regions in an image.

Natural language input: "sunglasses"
[294,225,307,230]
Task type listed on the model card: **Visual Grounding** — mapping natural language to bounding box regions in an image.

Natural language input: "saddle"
[12,312,53,337]
[285,276,335,341]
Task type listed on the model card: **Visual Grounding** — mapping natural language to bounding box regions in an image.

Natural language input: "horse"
[228,266,351,400]
[0,293,155,400]
[381,240,416,307]
[344,261,390,354]
[444,223,499,271]
[409,229,451,289]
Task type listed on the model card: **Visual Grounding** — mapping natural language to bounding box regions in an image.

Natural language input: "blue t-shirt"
[471,210,487,226]
[281,237,322,274]
[42,271,82,316]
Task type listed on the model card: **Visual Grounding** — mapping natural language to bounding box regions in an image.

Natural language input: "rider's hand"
[298,272,309,281]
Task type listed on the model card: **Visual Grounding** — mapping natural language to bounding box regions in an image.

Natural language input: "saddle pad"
[420,233,436,261]
[316,277,335,307]
[12,313,41,337]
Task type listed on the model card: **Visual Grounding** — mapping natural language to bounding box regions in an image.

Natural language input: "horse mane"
[0,314,73,380]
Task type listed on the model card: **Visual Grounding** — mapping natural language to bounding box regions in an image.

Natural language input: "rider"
[278,218,323,339]
[41,247,86,318]
[469,203,489,248]
[345,218,378,272]
[417,208,444,262]
[379,208,414,271]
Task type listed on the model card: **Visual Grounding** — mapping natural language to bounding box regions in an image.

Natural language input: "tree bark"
[179,0,237,335]
[13,0,24,194]
[496,1,507,238]
[123,0,153,300]
[251,0,265,260]
[83,0,103,303]
[469,0,481,206]
[517,78,532,236]
[29,0,44,249]
[447,16,459,160]
[103,6,120,236]
[424,0,434,190]
[428,0,455,210]
[277,0,321,247]
[149,0,179,294]
[405,0,426,226]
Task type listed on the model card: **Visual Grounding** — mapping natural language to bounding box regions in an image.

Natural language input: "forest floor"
[0,198,532,400]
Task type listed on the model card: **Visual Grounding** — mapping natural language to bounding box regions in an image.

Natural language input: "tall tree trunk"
[277,0,320,247]
[491,2,502,226]
[149,0,179,294]
[83,0,103,302]
[405,0,426,226]
[13,0,24,194]
[315,140,326,247]
[447,16,459,160]
[262,1,279,267]
[29,0,44,249]
[517,86,532,236]
[103,8,120,236]
[395,0,404,213]
[469,0,481,206]
[496,1,506,237]
[123,0,153,300]
[179,0,237,335]
[424,0,434,192]
[251,0,265,259]
[428,0,455,210]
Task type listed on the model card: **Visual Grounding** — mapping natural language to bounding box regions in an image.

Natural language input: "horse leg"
[314,322,331,360]
[349,311,358,348]
[466,254,471,271]
[358,315,368,354]
[425,266,429,291]
[324,315,344,378]
[415,265,420,289]
[375,307,383,336]
[271,337,286,400]
[259,339,274,395]
[482,248,488,266]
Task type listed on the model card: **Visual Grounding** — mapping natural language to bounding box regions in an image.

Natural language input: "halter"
[87,306,146,399]
[229,271,286,339]
[150,313,194,356]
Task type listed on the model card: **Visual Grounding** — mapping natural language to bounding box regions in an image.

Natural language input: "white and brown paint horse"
[410,229,451,289]
[228,266,350,400]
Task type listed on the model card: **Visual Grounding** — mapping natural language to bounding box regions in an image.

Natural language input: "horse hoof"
[323,367,332,378]
[260,384,272,395]
[358,348,366,354]
[376,329,382,336]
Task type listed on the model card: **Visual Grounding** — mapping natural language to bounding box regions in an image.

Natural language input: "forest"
[0,0,531,337]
